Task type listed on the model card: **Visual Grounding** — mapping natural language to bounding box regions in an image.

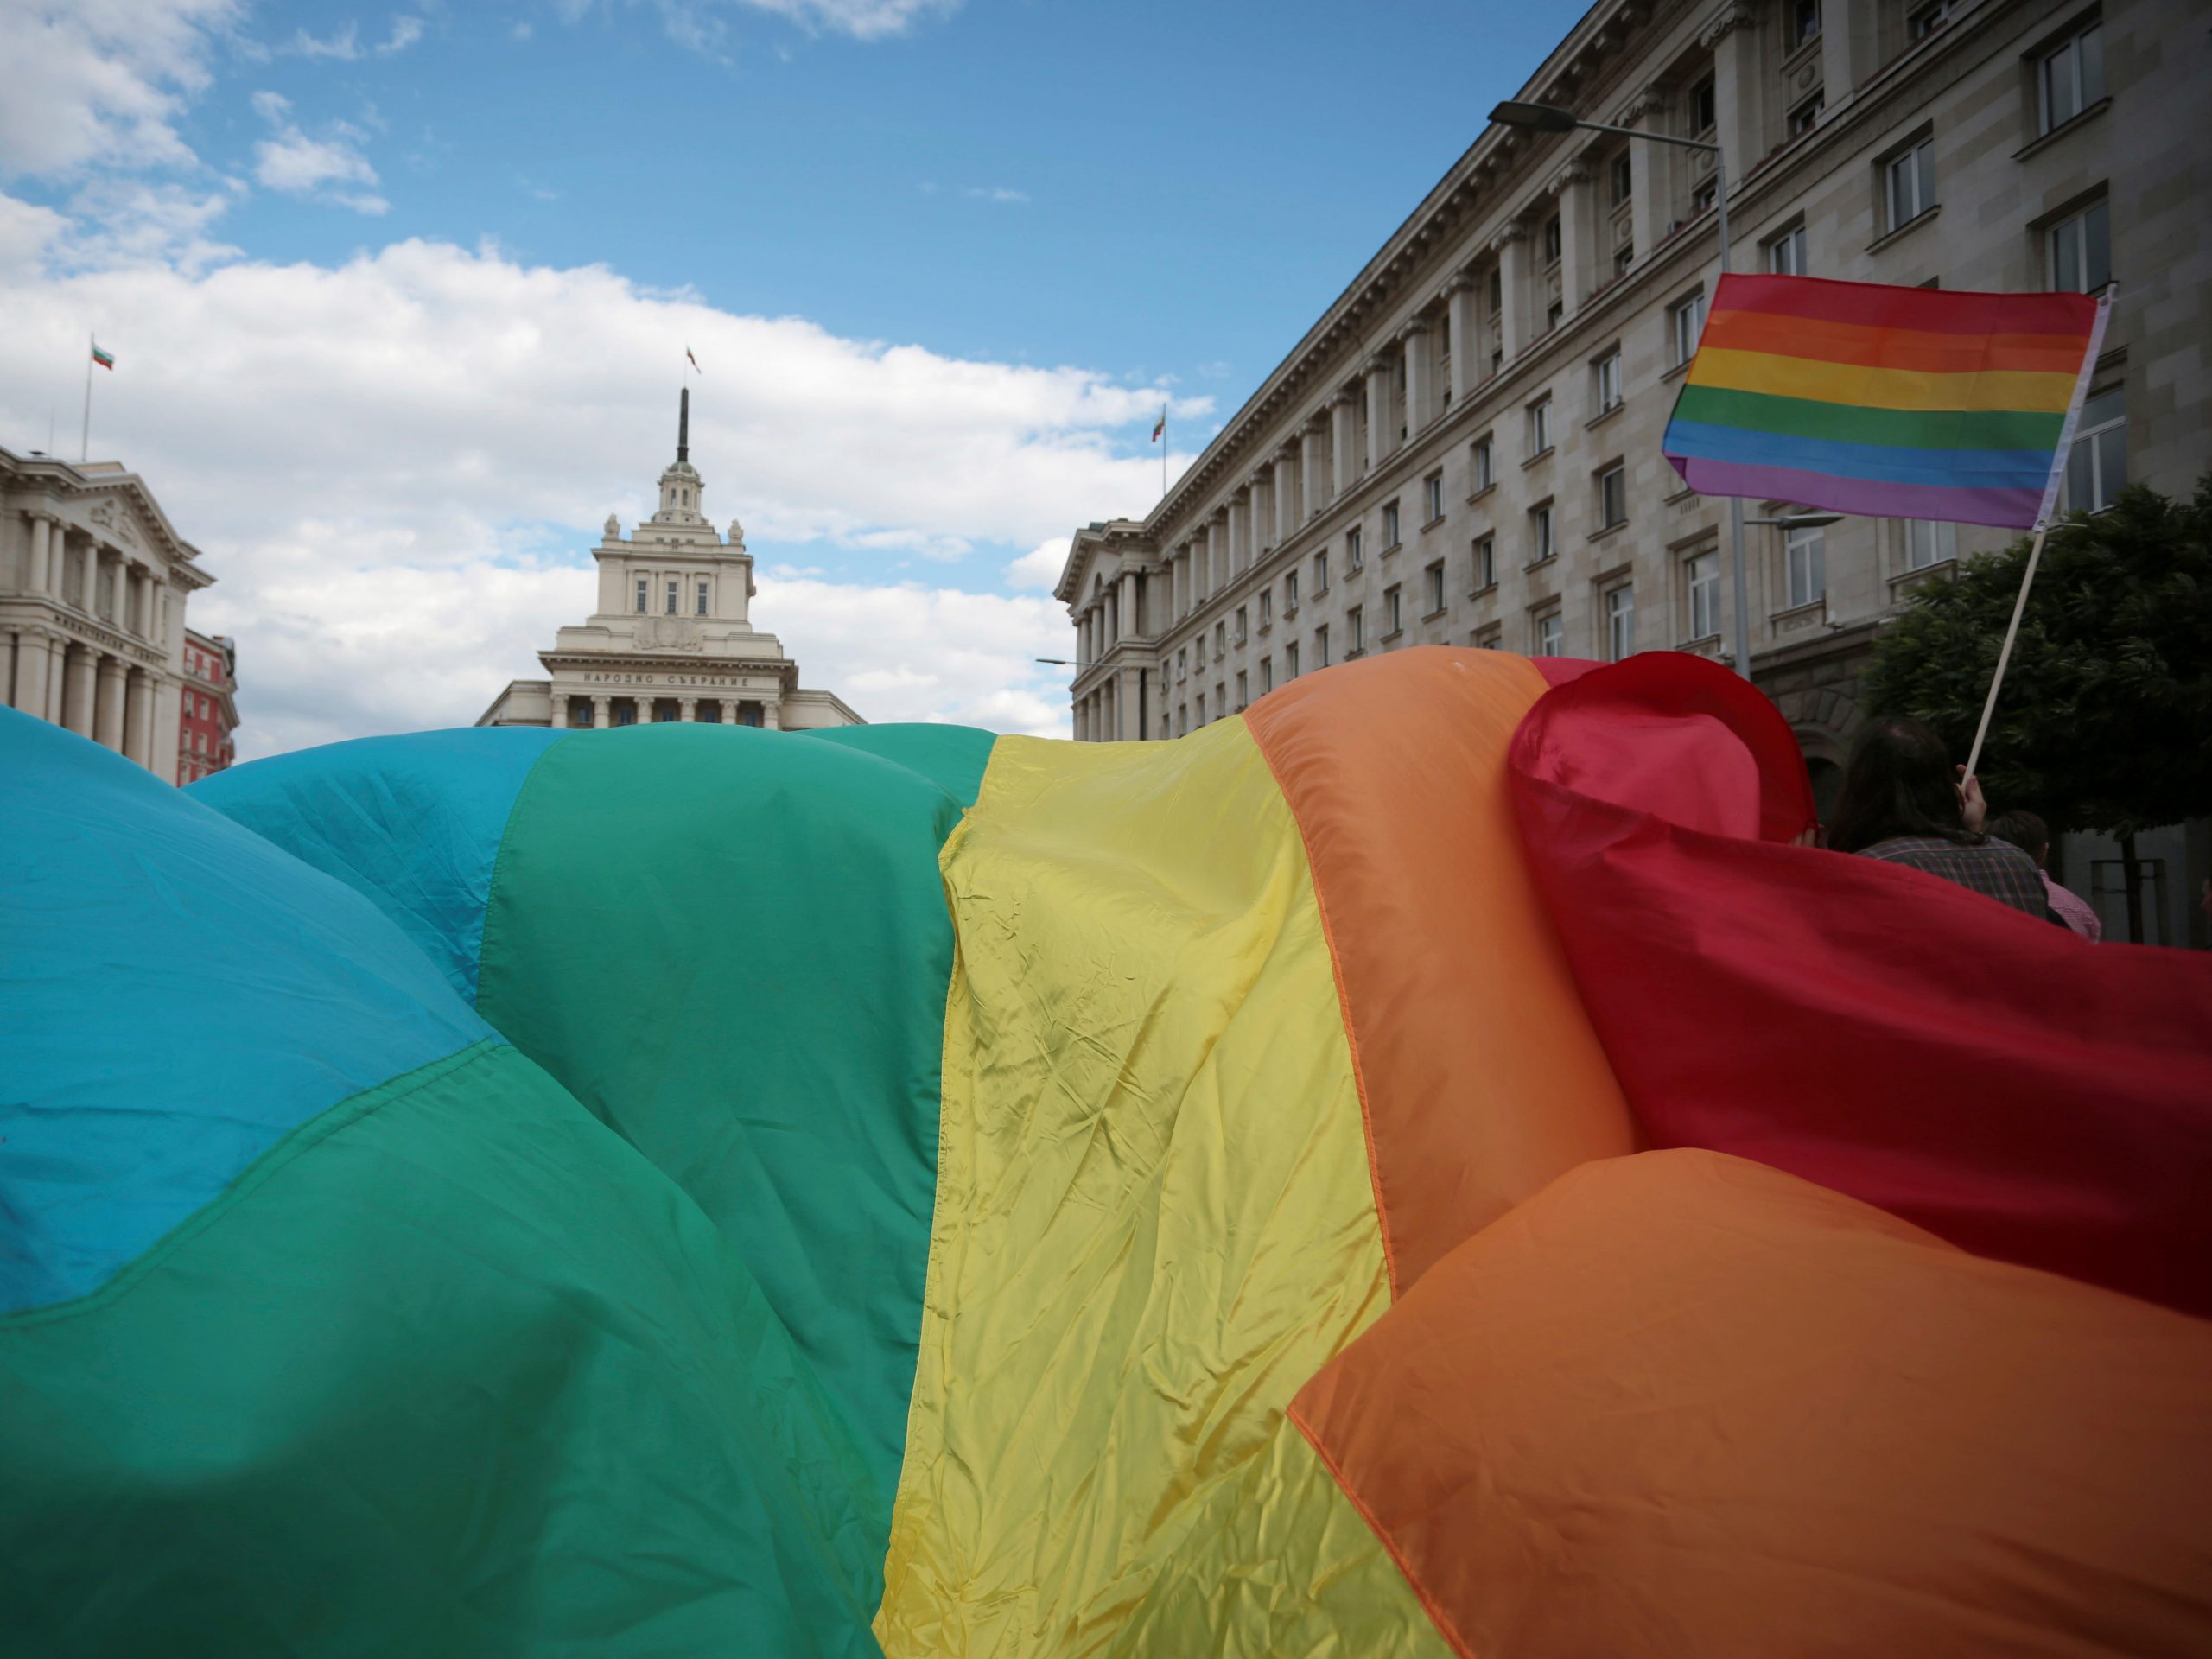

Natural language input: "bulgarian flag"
[92,342,115,371]
[1151,407,1166,443]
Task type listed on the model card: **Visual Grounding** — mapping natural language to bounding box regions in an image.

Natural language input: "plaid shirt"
[1856,835,2053,921]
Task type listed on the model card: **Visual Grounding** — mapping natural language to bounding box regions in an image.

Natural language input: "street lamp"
[1489,99,1754,680]
[1034,658,1106,670]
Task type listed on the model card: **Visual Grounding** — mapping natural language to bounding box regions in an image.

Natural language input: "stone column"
[13,630,52,721]
[550,696,569,729]
[49,646,67,726]
[1225,493,1248,579]
[761,701,780,730]
[1120,571,1140,639]
[1554,162,1594,319]
[1491,223,1530,365]
[1400,318,1433,437]
[1618,86,1665,277]
[1711,8,1764,218]
[124,666,155,766]
[1815,0,1873,114]
[1303,419,1329,518]
[591,695,611,728]
[678,696,697,721]
[59,645,93,736]
[26,516,51,596]
[1274,445,1299,544]
[1363,353,1393,474]
[1445,274,1482,409]
[635,694,654,723]
[94,654,128,751]
[1248,474,1272,560]
[1330,391,1357,500]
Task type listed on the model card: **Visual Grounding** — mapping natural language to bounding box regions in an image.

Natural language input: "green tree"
[1860,475,2212,942]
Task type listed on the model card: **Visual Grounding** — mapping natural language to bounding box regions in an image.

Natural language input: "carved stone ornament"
[1698,1,1753,50]
[1488,221,1530,253]
[636,617,705,653]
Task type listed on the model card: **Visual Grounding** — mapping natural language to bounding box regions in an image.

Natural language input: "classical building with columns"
[2,446,215,781]
[1058,0,2205,823]
[478,391,861,733]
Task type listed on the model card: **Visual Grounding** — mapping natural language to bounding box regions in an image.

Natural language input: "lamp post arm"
[1567,118,1719,154]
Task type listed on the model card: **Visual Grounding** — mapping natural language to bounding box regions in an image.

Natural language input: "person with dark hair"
[1986,808,2102,941]
[1827,716,2054,921]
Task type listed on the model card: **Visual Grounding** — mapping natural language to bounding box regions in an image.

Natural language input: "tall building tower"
[478,391,860,730]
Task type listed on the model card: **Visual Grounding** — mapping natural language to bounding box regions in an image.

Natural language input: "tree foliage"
[1861,475,2212,838]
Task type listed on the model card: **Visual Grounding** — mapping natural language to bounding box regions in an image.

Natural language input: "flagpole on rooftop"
[80,334,94,463]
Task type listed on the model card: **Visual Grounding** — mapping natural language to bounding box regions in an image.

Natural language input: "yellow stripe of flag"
[1688,346,2079,414]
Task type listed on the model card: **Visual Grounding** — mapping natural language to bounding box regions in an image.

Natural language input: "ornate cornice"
[1698,1,1754,50]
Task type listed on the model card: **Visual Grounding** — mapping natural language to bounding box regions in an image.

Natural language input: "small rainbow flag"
[1663,274,2109,529]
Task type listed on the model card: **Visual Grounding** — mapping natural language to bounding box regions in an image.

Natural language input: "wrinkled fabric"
[876,717,1389,1657]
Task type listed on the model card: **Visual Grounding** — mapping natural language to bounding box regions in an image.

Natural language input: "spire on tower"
[677,386,690,464]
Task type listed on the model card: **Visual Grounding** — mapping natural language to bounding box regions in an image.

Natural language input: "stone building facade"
[1,447,216,782]
[1058,0,2204,824]
[479,393,861,732]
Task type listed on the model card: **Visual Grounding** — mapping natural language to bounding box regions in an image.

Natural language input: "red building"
[179,628,238,784]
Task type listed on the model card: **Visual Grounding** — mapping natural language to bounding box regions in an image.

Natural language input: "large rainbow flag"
[1663,273,2107,527]
[4,649,2210,1656]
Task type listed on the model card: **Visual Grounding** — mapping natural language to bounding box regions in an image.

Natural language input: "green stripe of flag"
[1671,383,2065,453]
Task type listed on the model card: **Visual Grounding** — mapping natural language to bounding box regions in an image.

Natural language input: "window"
[1597,463,1628,529]
[1605,584,1637,661]
[1423,473,1443,522]
[1904,519,1958,570]
[1235,604,1249,644]
[1687,549,1720,639]
[1424,563,1444,616]
[1885,138,1936,232]
[1285,570,1300,612]
[1767,224,1808,275]
[1472,535,1497,591]
[1528,395,1554,455]
[696,577,710,616]
[1385,586,1404,636]
[1471,436,1495,493]
[2063,386,2126,512]
[1693,177,1719,215]
[1314,550,1330,594]
[1610,151,1632,207]
[1689,77,1716,137]
[1259,589,1272,628]
[1176,704,1187,736]
[1216,681,1225,717]
[1176,646,1187,683]
[636,576,649,613]
[1487,268,1503,314]
[1785,523,1827,607]
[1285,640,1300,678]
[1789,92,1823,137]
[1529,502,1555,564]
[1214,620,1226,659]
[1614,242,1635,277]
[665,577,680,615]
[1236,671,1248,710]
[1669,290,1707,367]
[2047,197,2111,293]
[1593,348,1623,413]
[1542,215,1562,264]
[1909,0,1952,40]
[1535,610,1564,657]
[1348,606,1365,654]
[1197,691,1206,725]
[1260,657,1274,693]
[2037,19,2104,135]
[1545,298,1565,332]
[1789,0,1821,48]
[1476,627,1503,651]
[1314,625,1331,668]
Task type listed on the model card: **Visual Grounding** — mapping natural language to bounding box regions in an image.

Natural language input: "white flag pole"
[1961,286,2113,783]
[81,334,95,462]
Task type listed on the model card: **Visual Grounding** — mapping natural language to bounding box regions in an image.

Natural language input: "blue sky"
[0,0,1573,750]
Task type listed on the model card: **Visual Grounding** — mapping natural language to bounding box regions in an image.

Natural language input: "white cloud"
[563,0,960,48]
[0,232,1203,753]
[963,185,1028,205]
[287,15,424,60]
[0,0,242,178]
[1006,537,1069,590]
[251,95,387,213]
